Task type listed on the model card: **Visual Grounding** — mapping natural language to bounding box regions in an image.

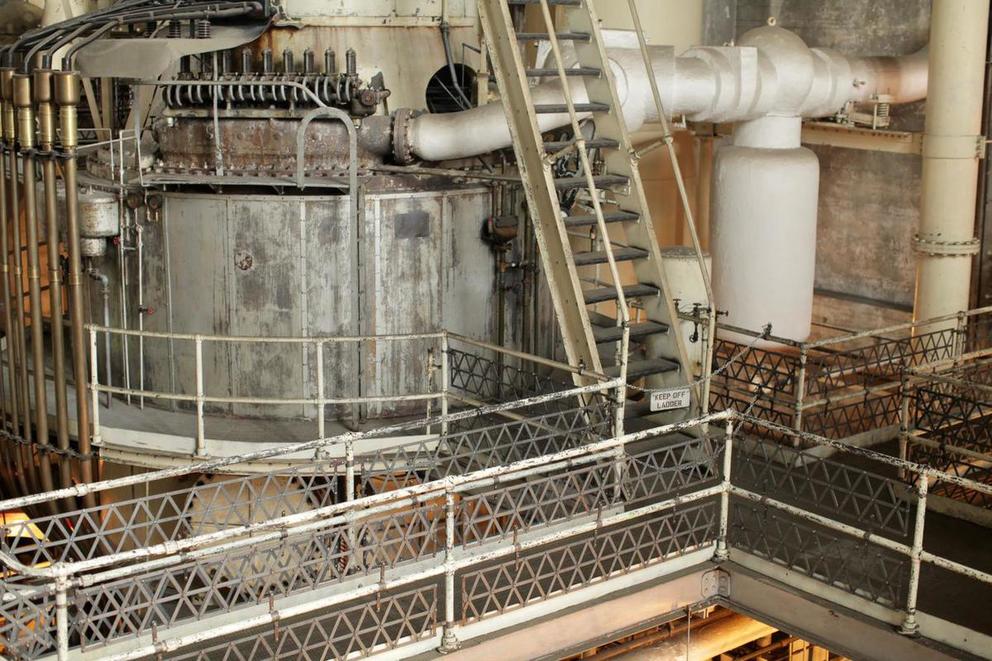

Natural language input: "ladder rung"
[534,102,610,114]
[516,32,591,42]
[526,67,601,78]
[573,246,647,266]
[592,321,669,344]
[544,138,619,152]
[606,358,680,379]
[584,283,659,304]
[554,174,628,191]
[565,210,639,227]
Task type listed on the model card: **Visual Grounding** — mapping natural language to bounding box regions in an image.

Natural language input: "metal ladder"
[479,0,711,422]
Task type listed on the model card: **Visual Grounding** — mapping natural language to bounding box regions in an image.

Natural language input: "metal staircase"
[479,0,711,422]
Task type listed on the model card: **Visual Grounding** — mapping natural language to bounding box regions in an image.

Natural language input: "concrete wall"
[593,0,703,53]
[706,0,931,329]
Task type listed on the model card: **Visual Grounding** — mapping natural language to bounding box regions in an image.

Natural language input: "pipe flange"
[912,233,980,256]
[392,107,418,164]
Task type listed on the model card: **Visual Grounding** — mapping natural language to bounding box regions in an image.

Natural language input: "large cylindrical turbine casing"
[712,116,819,345]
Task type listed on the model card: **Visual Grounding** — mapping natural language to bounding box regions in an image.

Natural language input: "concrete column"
[914,0,991,323]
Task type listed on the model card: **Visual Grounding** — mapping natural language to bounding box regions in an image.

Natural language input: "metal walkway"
[1,392,990,660]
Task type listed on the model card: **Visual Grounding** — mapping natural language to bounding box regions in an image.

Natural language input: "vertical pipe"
[36,67,72,492]
[89,326,99,443]
[4,69,33,452]
[13,73,56,500]
[316,340,325,439]
[437,488,460,653]
[3,67,38,497]
[715,418,733,561]
[55,576,69,661]
[793,345,807,444]
[0,68,26,496]
[900,476,928,635]
[344,439,354,502]
[194,336,205,456]
[440,332,449,437]
[55,70,96,508]
[914,0,991,325]
[898,371,912,481]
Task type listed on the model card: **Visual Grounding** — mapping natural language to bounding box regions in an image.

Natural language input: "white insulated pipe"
[403,26,929,343]
[914,0,990,325]
[406,28,928,162]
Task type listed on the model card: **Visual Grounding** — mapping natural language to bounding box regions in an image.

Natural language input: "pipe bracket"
[912,233,980,256]
[921,134,985,160]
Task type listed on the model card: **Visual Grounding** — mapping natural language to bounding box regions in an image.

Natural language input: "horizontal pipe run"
[448,331,613,381]
[139,79,328,108]
[87,324,445,344]
[90,382,444,406]
[0,411,711,580]
[64,449,622,592]
[97,488,726,661]
[0,378,626,515]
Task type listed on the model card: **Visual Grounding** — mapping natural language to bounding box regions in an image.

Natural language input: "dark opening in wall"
[425,63,477,113]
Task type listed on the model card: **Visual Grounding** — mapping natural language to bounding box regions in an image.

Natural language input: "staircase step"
[573,246,647,266]
[516,32,591,42]
[564,210,639,227]
[534,102,610,114]
[592,320,669,344]
[584,283,659,304]
[606,358,680,379]
[526,67,601,78]
[544,137,619,152]
[554,174,628,191]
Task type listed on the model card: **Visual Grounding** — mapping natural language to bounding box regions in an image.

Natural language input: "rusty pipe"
[1,66,36,496]
[14,73,56,504]
[36,67,71,493]
[0,69,23,497]
[55,70,95,509]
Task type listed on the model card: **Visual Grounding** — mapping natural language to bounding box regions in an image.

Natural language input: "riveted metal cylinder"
[0,68,15,142]
[54,72,80,149]
[33,69,54,147]
[13,74,34,149]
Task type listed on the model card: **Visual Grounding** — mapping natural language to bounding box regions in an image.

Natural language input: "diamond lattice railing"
[168,585,438,661]
[733,436,912,539]
[730,498,909,607]
[459,500,719,623]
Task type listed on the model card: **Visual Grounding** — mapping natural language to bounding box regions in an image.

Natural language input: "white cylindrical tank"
[712,116,819,345]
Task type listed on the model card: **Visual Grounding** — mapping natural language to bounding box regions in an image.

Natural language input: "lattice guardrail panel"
[804,328,958,396]
[911,384,992,507]
[733,437,912,539]
[914,386,992,453]
[622,435,724,506]
[357,406,610,494]
[459,499,719,623]
[801,393,902,440]
[446,348,612,419]
[0,466,342,570]
[0,585,55,660]
[169,584,438,661]
[730,499,909,607]
[458,460,617,546]
[69,501,443,650]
